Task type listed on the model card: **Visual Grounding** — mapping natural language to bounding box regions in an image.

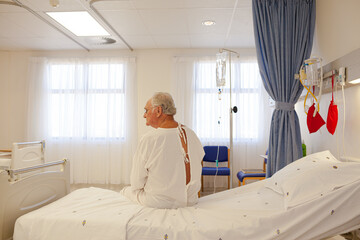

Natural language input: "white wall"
[0,52,31,148]
[311,0,360,65]
[296,0,360,161]
[0,48,257,149]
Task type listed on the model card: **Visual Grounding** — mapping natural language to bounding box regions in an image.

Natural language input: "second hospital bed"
[13,150,360,240]
[0,141,70,240]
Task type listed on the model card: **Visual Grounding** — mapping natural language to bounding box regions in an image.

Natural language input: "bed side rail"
[5,159,67,182]
[14,140,43,146]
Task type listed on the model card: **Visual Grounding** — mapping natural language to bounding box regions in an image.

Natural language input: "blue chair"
[201,146,230,192]
[237,150,267,186]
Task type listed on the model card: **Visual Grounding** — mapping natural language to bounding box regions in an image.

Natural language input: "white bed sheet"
[14,177,360,240]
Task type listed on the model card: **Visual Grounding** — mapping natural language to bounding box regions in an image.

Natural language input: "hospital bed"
[12,150,360,240]
[0,159,70,240]
[0,141,70,240]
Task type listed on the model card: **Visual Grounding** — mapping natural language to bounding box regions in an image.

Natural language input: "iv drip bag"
[216,52,227,87]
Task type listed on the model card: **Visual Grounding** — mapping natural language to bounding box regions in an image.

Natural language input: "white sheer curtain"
[27,57,137,184]
[173,56,271,187]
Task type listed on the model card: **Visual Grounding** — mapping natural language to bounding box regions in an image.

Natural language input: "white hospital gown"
[121,125,204,209]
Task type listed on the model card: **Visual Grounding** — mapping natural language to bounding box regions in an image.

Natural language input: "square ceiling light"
[46,11,110,36]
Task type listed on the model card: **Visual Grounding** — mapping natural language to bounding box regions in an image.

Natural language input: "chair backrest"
[203,146,228,163]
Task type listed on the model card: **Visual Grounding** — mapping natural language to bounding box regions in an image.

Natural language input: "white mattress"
[13,151,360,240]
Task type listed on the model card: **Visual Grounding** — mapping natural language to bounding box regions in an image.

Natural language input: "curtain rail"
[89,0,133,51]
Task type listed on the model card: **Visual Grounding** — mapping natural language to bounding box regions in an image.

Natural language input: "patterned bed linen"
[14,177,360,240]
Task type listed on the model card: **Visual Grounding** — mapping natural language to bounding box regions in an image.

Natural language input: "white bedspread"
[13,179,360,240]
[14,151,360,240]
[14,187,144,240]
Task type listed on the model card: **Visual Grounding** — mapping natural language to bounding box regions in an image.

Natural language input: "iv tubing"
[213,145,220,194]
[299,65,319,114]
[342,84,346,158]
[334,77,340,159]
[213,92,223,194]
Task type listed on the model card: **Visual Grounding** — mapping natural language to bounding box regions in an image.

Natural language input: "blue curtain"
[252,0,316,177]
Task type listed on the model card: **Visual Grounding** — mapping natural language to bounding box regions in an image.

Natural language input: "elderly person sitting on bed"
[121,92,204,209]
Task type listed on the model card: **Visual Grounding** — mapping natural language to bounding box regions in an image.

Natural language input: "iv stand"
[219,48,239,189]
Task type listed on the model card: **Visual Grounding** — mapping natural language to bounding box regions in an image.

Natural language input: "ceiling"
[0,0,254,51]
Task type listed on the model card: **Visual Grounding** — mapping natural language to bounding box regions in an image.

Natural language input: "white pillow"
[264,150,360,209]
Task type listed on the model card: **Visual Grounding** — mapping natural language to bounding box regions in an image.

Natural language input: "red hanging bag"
[307,103,325,133]
[326,75,338,135]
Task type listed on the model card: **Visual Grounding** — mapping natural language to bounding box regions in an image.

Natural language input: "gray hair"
[151,92,177,116]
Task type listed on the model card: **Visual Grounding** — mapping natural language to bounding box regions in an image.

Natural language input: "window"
[194,60,262,141]
[48,60,125,139]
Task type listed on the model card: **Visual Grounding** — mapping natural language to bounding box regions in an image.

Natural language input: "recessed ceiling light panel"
[47,11,110,36]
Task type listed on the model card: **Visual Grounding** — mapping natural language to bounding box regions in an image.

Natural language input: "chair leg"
[201,175,204,192]
[238,180,241,187]
[228,175,230,189]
